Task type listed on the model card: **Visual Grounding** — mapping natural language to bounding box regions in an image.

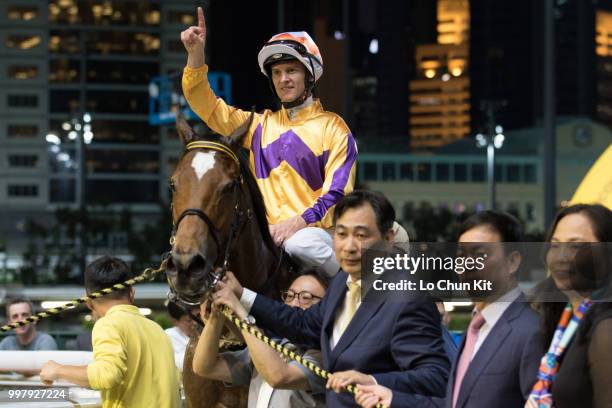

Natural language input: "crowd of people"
[1,7,610,408]
[2,196,610,408]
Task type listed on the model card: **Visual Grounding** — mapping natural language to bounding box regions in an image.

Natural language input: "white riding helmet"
[257,31,324,84]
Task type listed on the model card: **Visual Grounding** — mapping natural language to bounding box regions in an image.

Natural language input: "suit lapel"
[328,292,385,369]
[321,274,348,363]
[456,301,524,408]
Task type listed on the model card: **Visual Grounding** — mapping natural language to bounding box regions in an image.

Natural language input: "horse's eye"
[221,181,237,195]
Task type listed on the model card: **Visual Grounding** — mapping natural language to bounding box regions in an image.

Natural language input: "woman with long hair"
[527,204,612,408]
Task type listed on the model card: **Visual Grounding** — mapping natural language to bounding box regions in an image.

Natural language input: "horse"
[166,114,295,408]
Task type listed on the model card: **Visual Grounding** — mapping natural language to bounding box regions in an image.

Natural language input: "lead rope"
[219,306,387,408]
[1,260,387,407]
[1,259,168,333]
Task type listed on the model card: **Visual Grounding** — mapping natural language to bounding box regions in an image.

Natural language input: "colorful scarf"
[525,298,592,408]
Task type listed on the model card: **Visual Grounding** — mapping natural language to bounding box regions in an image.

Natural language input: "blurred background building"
[0,0,611,313]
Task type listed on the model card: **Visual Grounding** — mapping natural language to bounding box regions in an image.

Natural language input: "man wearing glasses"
[193,268,329,408]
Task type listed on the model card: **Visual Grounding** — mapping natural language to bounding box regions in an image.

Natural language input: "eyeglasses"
[281,289,323,305]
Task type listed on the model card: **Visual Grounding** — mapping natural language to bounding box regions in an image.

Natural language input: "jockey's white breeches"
[283,227,339,277]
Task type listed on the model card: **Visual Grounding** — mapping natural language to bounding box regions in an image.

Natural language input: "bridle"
[167,140,251,306]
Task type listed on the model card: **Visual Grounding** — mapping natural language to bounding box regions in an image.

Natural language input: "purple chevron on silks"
[301,132,357,224]
[250,124,357,224]
[251,125,331,191]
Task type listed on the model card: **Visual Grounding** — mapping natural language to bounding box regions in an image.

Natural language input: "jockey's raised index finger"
[197,7,205,30]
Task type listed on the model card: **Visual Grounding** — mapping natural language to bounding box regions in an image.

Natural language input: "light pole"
[476,127,504,210]
[46,112,93,281]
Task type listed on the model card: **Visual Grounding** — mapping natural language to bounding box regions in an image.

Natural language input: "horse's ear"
[176,115,197,146]
[227,108,256,150]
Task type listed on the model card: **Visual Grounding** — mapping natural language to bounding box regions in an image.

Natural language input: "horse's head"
[166,114,254,305]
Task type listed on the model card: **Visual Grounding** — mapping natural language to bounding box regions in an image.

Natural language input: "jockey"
[180,8,356,277]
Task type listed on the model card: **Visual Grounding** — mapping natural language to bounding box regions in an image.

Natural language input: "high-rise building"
[0,0,195,266]
[469,0,612,133]
[409,0,470,151]
[596,8,612,126]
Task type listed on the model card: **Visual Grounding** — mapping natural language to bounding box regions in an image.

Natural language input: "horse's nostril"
[172,248,195,270]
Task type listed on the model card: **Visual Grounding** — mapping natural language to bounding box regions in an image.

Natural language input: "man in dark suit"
[213,190,450,407]
[354,211,543,408]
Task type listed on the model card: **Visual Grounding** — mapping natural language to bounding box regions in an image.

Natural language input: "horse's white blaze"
[191,151,216,180]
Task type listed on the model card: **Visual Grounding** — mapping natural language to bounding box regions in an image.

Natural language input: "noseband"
[168,141,250,306]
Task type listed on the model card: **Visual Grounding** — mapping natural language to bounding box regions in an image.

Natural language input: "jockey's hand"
[326,370,376,394]
[181,7,206,66]
[269,216,307,247]
[212,281,248,320]
[355,384,393,408]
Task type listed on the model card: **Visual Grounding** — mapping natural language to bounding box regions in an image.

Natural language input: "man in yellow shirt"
[40,256,181,408]
[181,8,358,277]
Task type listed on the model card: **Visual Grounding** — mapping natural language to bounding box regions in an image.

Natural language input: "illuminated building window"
[49,59,80,83]
[87,91,148,114]
[167,10,195,25]
[7,124,38,138]
[86,32,160,55]
[5,35,41,50]
[8,155,39,168]
[7,94,38,108]
[49,0,160,26]
[49,31,80,53]
[86,2,159,25]
[7,6,38,21]
[8,184,39,197]
[596,10,612,56]
[7,65,39,80]
[48,0,80,24]
[69,120,159,144]
[87,60,158,84]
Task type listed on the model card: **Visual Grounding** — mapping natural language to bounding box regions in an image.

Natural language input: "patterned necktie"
[340,281,361,335]
[452,310,486,408]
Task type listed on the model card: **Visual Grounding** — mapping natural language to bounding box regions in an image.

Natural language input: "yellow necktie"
[340,281,361,335]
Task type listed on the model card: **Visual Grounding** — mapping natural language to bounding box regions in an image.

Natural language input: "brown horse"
[166,115,295,407]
